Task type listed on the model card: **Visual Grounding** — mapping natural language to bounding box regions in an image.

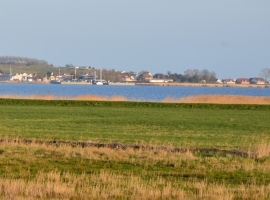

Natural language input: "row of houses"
[11,73,35,82]
[1,71,269,85]
[218,78,269,84]
[121,72,269,84]
[121,72,173,83]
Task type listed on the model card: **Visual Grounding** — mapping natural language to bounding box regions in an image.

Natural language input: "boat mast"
[10,65,12,81]
[100,68,102,80]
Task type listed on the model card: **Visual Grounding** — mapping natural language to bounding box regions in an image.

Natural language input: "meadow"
[1,98,270,199]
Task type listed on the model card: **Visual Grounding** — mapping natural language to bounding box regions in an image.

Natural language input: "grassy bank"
[1,99,270,199]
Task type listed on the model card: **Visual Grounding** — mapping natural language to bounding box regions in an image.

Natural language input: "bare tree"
[259,68,270,81]
[184,69,194,78]
[209,71,217,82]
[201,69,211,82]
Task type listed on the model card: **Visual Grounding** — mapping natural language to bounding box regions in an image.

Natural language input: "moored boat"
[50,80,61,84]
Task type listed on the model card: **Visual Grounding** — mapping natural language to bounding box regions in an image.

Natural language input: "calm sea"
[0,83,269,101]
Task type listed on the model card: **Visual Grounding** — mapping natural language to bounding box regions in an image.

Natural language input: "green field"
[1,99,270,199]
[1,99,270,149]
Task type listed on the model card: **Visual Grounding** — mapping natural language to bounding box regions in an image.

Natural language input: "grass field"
[1,99,270,199]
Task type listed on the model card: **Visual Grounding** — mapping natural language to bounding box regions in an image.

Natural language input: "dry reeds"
[162,95,270,104]
[1,170,270,199]
[1,139,270,199]
[1,94,270,104]
[0,94,129,101]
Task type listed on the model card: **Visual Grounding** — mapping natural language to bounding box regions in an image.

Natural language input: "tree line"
[156,69,217,83]
[0,56,48,66]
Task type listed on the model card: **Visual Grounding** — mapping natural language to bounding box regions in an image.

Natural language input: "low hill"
[0,64,91,76]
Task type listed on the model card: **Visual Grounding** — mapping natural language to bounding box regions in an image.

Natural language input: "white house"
[148,78,173,83]
[11,73,33,82]
[250,78,267,84]
[222,79,235,84]
[216,79,222,83]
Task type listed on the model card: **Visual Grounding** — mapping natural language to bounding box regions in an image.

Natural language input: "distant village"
[0,56,269,85]
[0,68,269,86]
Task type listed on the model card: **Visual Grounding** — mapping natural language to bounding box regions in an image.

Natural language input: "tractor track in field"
[0,138,255,159]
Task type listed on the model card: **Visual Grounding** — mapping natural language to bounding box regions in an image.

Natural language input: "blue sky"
[1,1,269,79]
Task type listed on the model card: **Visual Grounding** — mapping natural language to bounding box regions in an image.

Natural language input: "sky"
[1,1,270,79]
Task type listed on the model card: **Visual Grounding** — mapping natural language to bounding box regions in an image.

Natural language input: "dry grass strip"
[0,139,258,159]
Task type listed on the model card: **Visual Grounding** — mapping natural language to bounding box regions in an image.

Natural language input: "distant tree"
[259,68,270,81]
[201,69,211,82]
[178,74,187,82]
[47,71,52,78]
[183,69,217,83]
[153,73,165,79]
[0,56,48,65]
[184,69,194,78]
[65,64,74,68]
[171,73,179,82]
[209,71,217,82]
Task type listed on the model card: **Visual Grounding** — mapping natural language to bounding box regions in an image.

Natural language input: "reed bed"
[1,94,270,104]
[0,94,129,101]
[163,95,270,104]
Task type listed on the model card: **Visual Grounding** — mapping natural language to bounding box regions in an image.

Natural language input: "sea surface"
[0,83,269,101]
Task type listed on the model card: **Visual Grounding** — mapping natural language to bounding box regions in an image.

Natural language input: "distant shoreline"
[0,81,269,88]
[135,82,269,88]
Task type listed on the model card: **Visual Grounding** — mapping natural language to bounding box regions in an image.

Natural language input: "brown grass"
[2,170,270,199]
[1,140,270,199]
[1,94,270,104]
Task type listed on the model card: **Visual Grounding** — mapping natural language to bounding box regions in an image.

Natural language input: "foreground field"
[1,99,270,199]
[1,140,270,199]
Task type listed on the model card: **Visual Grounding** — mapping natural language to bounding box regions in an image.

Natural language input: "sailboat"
[92,68,108,85]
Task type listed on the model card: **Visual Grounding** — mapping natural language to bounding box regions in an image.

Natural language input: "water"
[0,83,269,101]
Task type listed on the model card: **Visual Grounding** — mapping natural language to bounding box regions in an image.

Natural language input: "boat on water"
[92,80,108,85]
[108,82,135,86]
[92,68,108,85]
[50,80,61,84]
[49,69,62,84]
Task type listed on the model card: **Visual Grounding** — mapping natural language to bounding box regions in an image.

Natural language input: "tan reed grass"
[176,95,270,104]
[1,94,270,104]
[0,94,129,101]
